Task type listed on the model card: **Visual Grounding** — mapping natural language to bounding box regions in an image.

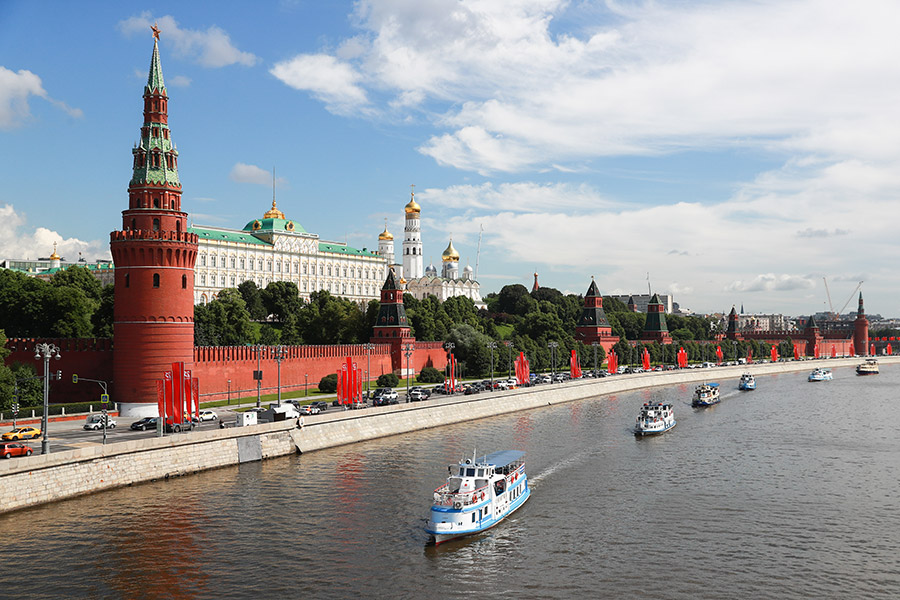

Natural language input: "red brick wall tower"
[110,31,198,416]
[371,268,416,373]
[853,292,869,356]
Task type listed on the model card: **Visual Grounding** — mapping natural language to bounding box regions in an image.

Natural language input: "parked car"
[311,401,329,412]
[164,420,194,433]
[408,389,427,401]
[463,385,480,395]
[298,405,320,415]
[130,417,158,431]
[371,388,398,402]
[540,374,552,384]
[83,414,117,430]
[2,426,41,441]
[0,442,33,458]
[493,380,508,390]
[349,401,368,410]
[194,410,217,422]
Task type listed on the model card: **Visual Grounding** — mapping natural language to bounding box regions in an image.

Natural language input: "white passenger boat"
[808,368,833,382]
[856,358,879,376]
[425,450,530,545]
[634,402,676,436]
[692,382,720,407]
[738,373,756,391]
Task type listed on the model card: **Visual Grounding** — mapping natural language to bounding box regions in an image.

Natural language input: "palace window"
[230,276,236,286]
[303,264,307,275]
[293,262,298,274]
[276,261,281,273]
[201,274,206,285]
[220,276,226,286]
[267,260,272,271]
[230,257,236,268]
[240,258,245,269]
[200,254,206,266]
[258,259,263,270]
[221,257,226,268]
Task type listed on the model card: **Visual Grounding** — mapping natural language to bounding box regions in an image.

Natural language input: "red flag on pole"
[771,346,778,362]
[888,344,893,355]
[642,348,651,371]
[870,343,875,356]
[608,350,617,374]
[830,345,836,358]
[793,345,800,360]
[747,348,752,364]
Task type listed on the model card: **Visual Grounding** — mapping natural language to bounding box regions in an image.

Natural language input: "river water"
[2,365,899,599]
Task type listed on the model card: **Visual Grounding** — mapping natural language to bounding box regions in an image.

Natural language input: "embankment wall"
[2,357,896,515]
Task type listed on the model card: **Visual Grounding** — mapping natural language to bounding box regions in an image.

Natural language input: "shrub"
[318,373,338,393]
[376,373,399,388]
[418,366,444,383]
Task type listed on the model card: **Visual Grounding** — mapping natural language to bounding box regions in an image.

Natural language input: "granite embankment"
[1,357,893,515]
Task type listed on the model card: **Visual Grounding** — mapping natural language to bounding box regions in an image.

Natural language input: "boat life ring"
[481,492,485,501]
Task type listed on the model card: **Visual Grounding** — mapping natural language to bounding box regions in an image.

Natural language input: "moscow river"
[2,365,899,599]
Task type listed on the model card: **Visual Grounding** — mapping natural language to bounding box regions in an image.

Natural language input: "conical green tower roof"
[146,39,166,93]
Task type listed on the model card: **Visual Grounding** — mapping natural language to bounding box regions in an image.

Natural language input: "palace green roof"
[242,217,307,234]
[319,242,379,257]
[190,226,271,245]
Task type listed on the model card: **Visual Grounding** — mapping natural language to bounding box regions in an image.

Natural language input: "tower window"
[182,274,187,289]
[176,221,181,234]
[153,273,160,288]
[152,218,160,231]
[125,273,130,288]
[154,198,160,208]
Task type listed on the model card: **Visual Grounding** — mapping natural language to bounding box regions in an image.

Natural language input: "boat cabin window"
[465,468,475,477]
[477,469,485,477]
[448,478,462,493]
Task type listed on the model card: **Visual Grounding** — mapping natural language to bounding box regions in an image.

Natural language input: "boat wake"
[529,450,593,487]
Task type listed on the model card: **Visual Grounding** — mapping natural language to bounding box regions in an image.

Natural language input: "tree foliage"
[376,373,400,388]
[318,373,338,393]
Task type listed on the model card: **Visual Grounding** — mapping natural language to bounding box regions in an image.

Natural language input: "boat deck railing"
[433,482,490,507]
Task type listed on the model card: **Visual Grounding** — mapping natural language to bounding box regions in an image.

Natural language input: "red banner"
[771,346,778,362]
[830,345,836,359]
[870,343,875,356]
[888,344,893,355]
[608,350,617,374]
[641,348,650,371]
[793,345,800,360]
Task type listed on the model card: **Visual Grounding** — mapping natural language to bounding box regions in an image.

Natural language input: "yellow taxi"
[2,426,42,441]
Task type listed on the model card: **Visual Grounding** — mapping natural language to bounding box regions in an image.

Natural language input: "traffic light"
[72,374,78,383]
[56,370,62,380]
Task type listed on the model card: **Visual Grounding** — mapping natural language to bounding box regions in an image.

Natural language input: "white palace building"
[190,191,483,308]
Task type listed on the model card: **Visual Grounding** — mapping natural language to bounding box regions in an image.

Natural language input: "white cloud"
[229,163,288,187]
[0,66,82,129]
[276,0,900,175]
[0,204,108,261]
[421,181,613,213]
[118,13,259,68]
[270,54,369,116]
[725,274,817,294]
[169,75,192,87]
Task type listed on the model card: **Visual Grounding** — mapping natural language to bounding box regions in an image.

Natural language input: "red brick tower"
[371,268,415,373]
[110,28,198,416]
[574,278,620,353]
[641,293,673,344]
[804,315,823,357]
[853,292,869,356]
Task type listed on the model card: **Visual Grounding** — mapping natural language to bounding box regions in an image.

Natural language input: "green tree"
[50,266,103,303]
[496,284,530,315]
[92,284,115,337]
[238,280,268,321]
[418,366,444,383]
[376,372,399,388]
[318,373,338,393]
[194,290,259,346]
[263,281,303,322]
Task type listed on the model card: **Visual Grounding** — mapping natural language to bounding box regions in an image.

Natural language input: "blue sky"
[1,0,898,317]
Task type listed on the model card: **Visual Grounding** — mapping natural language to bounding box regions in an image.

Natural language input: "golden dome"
[49,242,61,261]
[441,239,460,262]
[399,277,407,285]
[405,191,420,215]
[378,219,393,241]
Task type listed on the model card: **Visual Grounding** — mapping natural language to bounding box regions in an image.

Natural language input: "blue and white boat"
[425,450,530,545]
[634,402,676,436]
[692,382,720,407]
[808,368,833,382]
[738,373,756,391]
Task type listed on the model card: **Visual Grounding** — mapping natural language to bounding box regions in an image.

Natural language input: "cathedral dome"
[441,239,459,262]
[463,264,473,274]
[405,194,421,215]
[378,225,393,241]
[425,261,438,276]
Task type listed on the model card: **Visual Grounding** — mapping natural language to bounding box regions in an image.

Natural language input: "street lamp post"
[227,379,231,406]
[403,343,414,402]
[274,345,288,406]
[364,343,375,398]
[504,341,513,379]
[444,342,455,392]
[591,342,600,377]
[305,373,309,398]
[255,344,263,408]
[34,343,60,455]
[488,342,497,391]
[548,341,559,383]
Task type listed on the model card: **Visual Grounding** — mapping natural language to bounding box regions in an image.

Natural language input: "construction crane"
[823,277,863,320]
[837,281,864,317]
